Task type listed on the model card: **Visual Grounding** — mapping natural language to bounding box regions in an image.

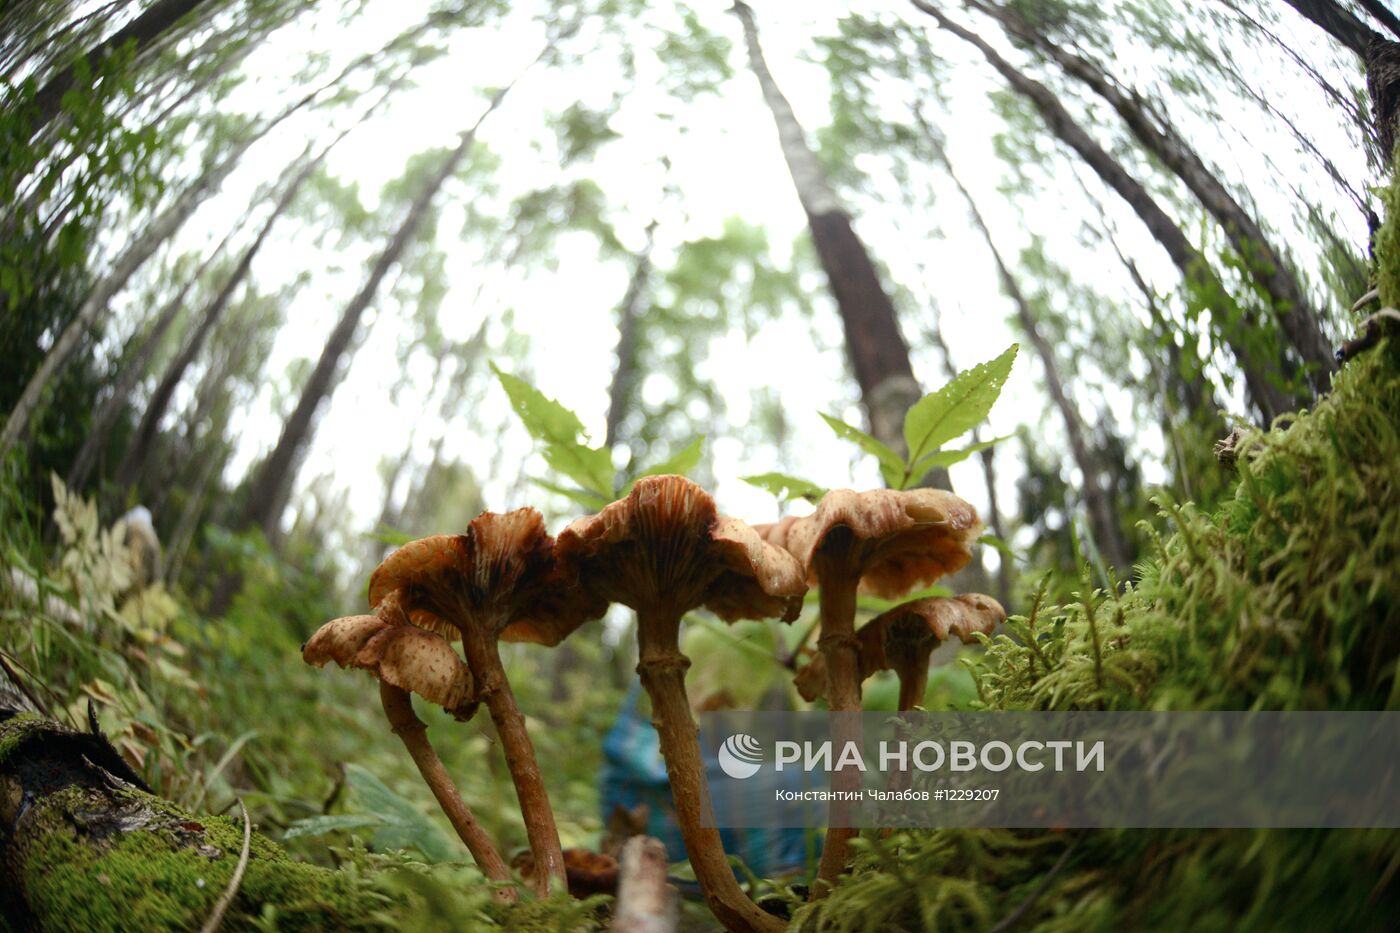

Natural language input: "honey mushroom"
[759,488,981,896]
[366,509,607,896]
[554,475,805,933]
[302,603,515,901]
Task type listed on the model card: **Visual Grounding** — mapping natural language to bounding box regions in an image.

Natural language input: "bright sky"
[109,0,1372,584]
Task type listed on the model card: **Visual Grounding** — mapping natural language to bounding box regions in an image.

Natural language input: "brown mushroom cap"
[857,593,1005,677]
[781,488,982,599]
[792,594,1005,702]
[367,509,606,643]
[555,475,806,621]
[303,615,476,718]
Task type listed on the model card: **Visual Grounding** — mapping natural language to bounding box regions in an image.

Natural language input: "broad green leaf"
[345,764,455,862]
[633,436,705,483]
[541,441,615,499]
[283,813,382,841]
[742,472,827,503]
[903,344,1018,465]
[909,434,1015,476]
[530,477,612,511]
[857,582,954,614]
[979,533,1021,563]
[491,363,591,447]
[818,412,904,479]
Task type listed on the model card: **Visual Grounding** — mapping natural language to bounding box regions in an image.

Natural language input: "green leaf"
[530,476,612,511]
[491,362,591,447]
[909,434,1015,475]
[818,412,904,479]
[742,472,828,503]
[492,363,615,496]
[283,813,382,841]
[632,436,704,485]
[345,764,455,863]
[541,441,616,499]
[979,533,1022,564]
[902,344,1018,466]
[857,582,954,614]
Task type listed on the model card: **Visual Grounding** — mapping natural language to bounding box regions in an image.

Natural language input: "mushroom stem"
[636,606,782,933]
[459,627,566,897]
[812,565,862,898]
[897,652,934,712]
[377,683,517,902]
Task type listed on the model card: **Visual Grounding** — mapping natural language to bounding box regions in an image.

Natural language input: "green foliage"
[286,765,456,863]
[748,344,1018,500]
[793,278,1400,932]
[491,363,704,508]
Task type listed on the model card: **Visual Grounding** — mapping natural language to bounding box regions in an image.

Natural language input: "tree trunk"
[938,153,1134,574]
[731,0,925,457]
[917,2,1294,424]
[605,220,658,450]
[114,128,351,492]
[1280,0,1381,57]
[239,86,513,540]
[65,223,240,490]
[21,0,211,143]
[971,0,1335,392]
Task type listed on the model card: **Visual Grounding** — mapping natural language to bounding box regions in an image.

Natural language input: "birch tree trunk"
[731,0,926,457]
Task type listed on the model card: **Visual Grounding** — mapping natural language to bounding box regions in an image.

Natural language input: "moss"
[790,164,1400,933]
[11,784,392,931]
[0,714,47,767]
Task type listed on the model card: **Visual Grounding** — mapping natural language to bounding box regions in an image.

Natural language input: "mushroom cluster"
[302,476,1001,926]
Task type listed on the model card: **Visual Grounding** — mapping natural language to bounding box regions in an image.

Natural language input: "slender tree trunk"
[1358,0,1400,41]
[604,220,658,450]
[21,0,211,143]
[917,2,1293,424]
[1280,0,1381,56]
[65,222,240,490]
[240,85,514,539]
[972,0,1336,391]
[938,154,1134,573]
[114,130,350,491]
[1277,0,1400,154]
[731,0,925,456]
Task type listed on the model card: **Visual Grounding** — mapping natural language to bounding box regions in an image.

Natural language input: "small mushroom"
[555,475,804,933]
[302,612,513,900]
[367,509,606,896]
[771,488,980,895]
[794,594,1005,710]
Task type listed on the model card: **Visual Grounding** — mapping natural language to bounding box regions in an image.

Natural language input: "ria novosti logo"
[718,733,764,779]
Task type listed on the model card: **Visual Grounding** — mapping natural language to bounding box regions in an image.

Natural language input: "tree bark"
[239,85,513,540]
[971,0,1335,392]
[21,0,211,143]
[1280,0,1381,57]
[917,2,1294,424]
[731,0,925,457]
